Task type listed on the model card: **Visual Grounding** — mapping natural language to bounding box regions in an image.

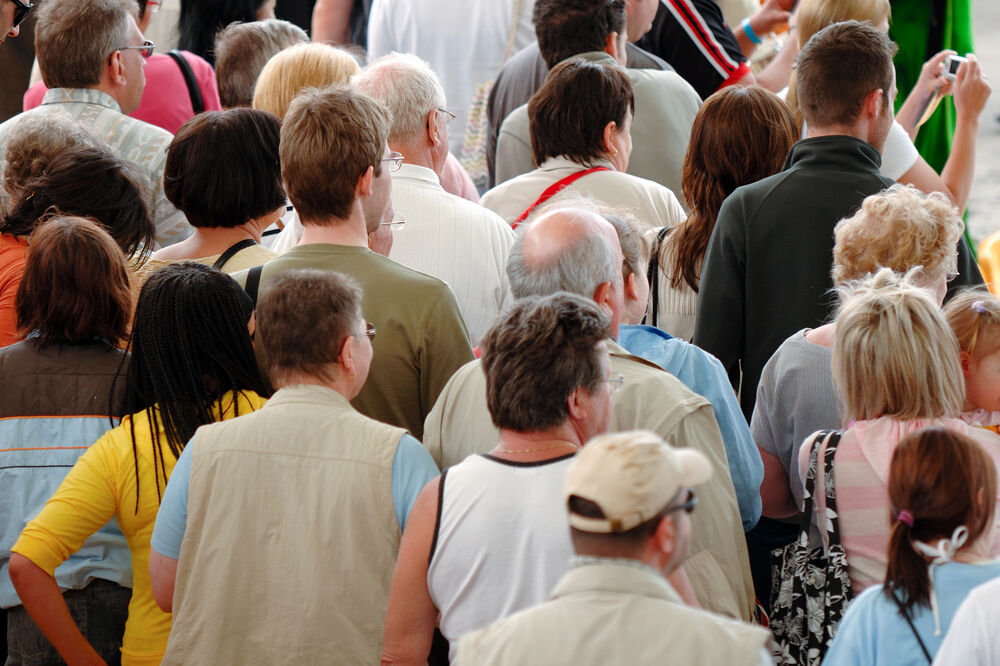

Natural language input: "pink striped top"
[798,417,1000,595]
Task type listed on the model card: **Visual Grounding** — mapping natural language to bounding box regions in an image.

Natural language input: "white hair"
[352,52,447,142]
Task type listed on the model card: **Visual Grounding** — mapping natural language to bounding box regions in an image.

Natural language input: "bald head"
[507,207,625,336]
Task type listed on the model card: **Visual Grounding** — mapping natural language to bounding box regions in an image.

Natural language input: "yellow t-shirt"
[13,390,267,665]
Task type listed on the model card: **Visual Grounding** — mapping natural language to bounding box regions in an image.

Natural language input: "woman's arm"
[897,54,991,213]
[381,477,442,666]
[760,447,798,518]
[8,553,106,666]
[895,50,955,139]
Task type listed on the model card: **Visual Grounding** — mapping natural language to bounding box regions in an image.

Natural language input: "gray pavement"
[967,0,1000,245]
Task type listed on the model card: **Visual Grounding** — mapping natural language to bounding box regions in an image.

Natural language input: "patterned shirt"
[0,88,190,247]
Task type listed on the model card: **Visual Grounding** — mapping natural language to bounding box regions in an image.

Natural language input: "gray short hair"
[36,0,137,89]
[507,225,619,300]
[352,52,446,143]
[214,19,308,108]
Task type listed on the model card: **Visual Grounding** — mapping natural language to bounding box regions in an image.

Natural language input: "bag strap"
[511,167,610,229]
[211,238,258,271]
[244,264,264,305]
[167,49,205,115]
[645,226,673,327]
[819,431,845,547]
[889,590,933,664]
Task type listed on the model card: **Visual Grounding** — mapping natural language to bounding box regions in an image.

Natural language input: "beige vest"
[456,561,770,666]
[162,385,405,665]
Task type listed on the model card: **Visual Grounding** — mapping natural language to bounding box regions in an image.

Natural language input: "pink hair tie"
[897,510,914,527]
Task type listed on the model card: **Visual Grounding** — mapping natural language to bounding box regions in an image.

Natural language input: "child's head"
[944,291,1000,411]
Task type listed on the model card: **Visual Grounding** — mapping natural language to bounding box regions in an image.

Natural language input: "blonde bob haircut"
[943,290,1000,361]
[252,43,361,119]
[833,268,964,421]
[786,0,891,124]
[352,52,447,144]
[833,184,962,287]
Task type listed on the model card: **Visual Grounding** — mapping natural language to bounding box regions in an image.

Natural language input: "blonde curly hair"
[833,184,962,288]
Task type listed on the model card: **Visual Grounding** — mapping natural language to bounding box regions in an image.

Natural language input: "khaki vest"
[162,385,405,665]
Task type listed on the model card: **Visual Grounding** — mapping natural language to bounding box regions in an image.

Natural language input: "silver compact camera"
[944,54,968,81]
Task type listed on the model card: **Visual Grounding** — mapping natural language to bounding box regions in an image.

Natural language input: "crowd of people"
[1,0,999,663]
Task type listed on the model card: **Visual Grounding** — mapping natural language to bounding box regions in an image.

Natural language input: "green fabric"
[889,0,974,172]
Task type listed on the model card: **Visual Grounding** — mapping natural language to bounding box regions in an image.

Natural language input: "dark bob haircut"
[16,215,132,346]
[528,58,635,168]
[164,108,286,229]
[1,145,154,263]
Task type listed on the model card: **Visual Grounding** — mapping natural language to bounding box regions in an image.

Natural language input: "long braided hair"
[115,262,270,512]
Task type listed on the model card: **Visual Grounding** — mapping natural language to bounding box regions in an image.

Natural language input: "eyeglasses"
[364,321,376,340]
[665,488,698,515]
[597,372,624,394]
[11,0,32,28]
[381,151,403,172]
[380,211,406,230]
[437,107,456,126]
[118,39,155,58]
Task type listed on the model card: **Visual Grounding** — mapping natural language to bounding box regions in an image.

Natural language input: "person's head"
[481,292,613,440]
[164,109,285,230]
[795,20,897,147]
[124,262,269,505]
[534,0,628,68]
[667,86,797,293]
[603,209,651,325]
[2,145,155,264]
[2,114,100,207]
[797,0,891,45]
[625,0,659,42]
[833,184,963,303]
[352,52,450,173]
[367,199,395,257]
[1,0,32,43]
[35,0,147,113]
[508,204,625,337]
[565,430,712,571]
[279,85,390,225]
[528,58,634,172]
[214,19,308,108]
[179,0,275,63]
[833,268,964,422]
[944,291,1000,413]
[885,427,997,615]
[252,42,360,119]
[16,215,131,346]
[257,269,372,394]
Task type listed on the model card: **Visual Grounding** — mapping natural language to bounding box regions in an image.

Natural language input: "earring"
[610,150,618,157]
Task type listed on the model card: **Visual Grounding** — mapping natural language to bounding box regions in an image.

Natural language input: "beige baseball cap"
[564,430,713,533]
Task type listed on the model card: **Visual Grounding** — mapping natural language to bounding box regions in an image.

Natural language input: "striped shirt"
[799,417,1000,594]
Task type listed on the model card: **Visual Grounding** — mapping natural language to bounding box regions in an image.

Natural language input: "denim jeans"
[5,578,129,666]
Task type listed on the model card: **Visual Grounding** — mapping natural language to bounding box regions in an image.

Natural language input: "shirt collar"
[784,135,883,174]
[41,88,123,114]
[393,163,442,188]
[552,556,682,603]
[538,155,616,173]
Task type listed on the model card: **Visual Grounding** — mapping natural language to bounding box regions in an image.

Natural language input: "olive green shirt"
[232,244,473,439]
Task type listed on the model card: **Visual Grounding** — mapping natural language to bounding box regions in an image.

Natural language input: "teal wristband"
[741,17,763,45]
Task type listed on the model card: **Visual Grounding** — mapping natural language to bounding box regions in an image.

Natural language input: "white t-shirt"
[933,576,1000,666]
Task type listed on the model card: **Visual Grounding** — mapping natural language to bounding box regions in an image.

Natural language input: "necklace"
[493,441,580,455]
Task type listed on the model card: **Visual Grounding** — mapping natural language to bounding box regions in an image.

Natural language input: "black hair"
[116,262,270,511]
[534,0,628,69]
[179,0,271,64]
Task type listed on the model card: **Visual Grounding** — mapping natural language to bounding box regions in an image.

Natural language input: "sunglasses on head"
[11,0,33,29]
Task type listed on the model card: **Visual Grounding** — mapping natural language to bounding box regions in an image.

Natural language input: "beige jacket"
[423,340,755,620]
[162,385,406,665]
[455,560,771,666]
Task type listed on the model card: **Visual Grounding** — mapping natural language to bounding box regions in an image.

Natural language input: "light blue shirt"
[824,561,1000,665]
[151,433,436,559]
[618,324,763,530]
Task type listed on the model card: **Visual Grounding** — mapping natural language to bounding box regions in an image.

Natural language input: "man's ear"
[107,50,127,87]
[593,280,615,316]
[566,384,589,422]
[426,109,442,148]
[653,514,677,558]
[862,87,885,122]
[356,165,375,198]
[338,334,356,375]
[603,31,620,59]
